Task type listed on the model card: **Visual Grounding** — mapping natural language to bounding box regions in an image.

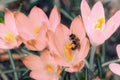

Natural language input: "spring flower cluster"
[0,0,120,80]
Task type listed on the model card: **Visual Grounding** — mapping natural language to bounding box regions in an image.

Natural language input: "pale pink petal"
[30,71,49,80]
[0,23,8,38]
[90,30,105,46]
[5,9,18,36]
[30,71,59,80]
[88,1,104,34]
[47,31,71,67]
[24,39,47,51]
[40,50,56,65]
[21,54,43,70]
[70,16,86,41]
[109,63,120,76]
[53,24,71,56]
[75,38,89,64]
[81,0,91,27]
[117,45,120,58]
[24,25,47,51]
[49,6,60,31]
[50,52,71,67]
[0,40,15,49]
[14,12,35,40]
[29,6,49,27]
[104,10,120,39]
[65,61,84,72]
[47,30,60,55]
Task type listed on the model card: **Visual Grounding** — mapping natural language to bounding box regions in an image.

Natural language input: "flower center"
[34,27,40,36]
[94,18,105,30]
[64,34,80,62]
[45,64,54,73]
[4,31,15,42]
[64,43,73,62]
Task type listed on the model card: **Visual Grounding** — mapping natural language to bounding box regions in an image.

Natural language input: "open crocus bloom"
[81,0,120,46]
[109,45,120,76]
[14,6,60,51]
[0,9,21,49]
[22,50,62,80]
[48,16,90,72]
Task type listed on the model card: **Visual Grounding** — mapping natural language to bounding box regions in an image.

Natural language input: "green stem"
[21,48,32,55]
[7,50,18,80]
[89,45,96,71]
[22,69,29,76]
[17,3,22,11]
[60,9,73,21]
[102,59,120,67]
[85,69,88,80]
[0,68,26,74]
[101,43,106,63]
[84,59,89,69]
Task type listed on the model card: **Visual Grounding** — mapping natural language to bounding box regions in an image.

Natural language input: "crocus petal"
[24,25,47,51]
[0,24,8,38]
[90,30,105,45]
[70,16,86,41]
[75,38,89,64]
[87,1,105,46]
[49,6,60,31]
[88,1,104,31]
[0,38,18,49]
[81,0,91,27]
[21,54,43,70]
[5,9,18,36]
[30,71,49,80]
[65,61,84,73]
[109,63,120,76]
[30,71,59,80]
[40,50,56,65]
[29,6,49,27]
[14,12,35,40]
[54,24,71,56]
[90,1,104,24]
[104,10,120,39]
[50,52,71,67]
[117,45,120,58]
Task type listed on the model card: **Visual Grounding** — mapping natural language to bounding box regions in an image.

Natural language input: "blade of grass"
[0,68,26,74]
[102,59,120,67]
[7,50,18,80]
[60,8,73,21]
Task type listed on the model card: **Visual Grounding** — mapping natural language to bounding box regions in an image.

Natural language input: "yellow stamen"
[45,64,54,73]
[64,43,73,62]
[34,27,40,35]
[66,42,73,49]
[94,18,105,30]
[4,31,15,42]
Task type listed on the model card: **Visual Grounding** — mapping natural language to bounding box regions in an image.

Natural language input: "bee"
[69,33,80,50]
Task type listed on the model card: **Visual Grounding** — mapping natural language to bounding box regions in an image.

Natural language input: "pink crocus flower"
[81,0,120,46]
[22,50,62,80]
[48,16,90,72]
[0,9,22,49]
[109,45,120,76]
[14,6,60,51]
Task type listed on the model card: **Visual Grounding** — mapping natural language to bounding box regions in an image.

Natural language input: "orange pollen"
[94,18,105,30]
[64,43,73,62]
[45,64,54,73]
[4,31,15,42]
[34,27,40,35]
